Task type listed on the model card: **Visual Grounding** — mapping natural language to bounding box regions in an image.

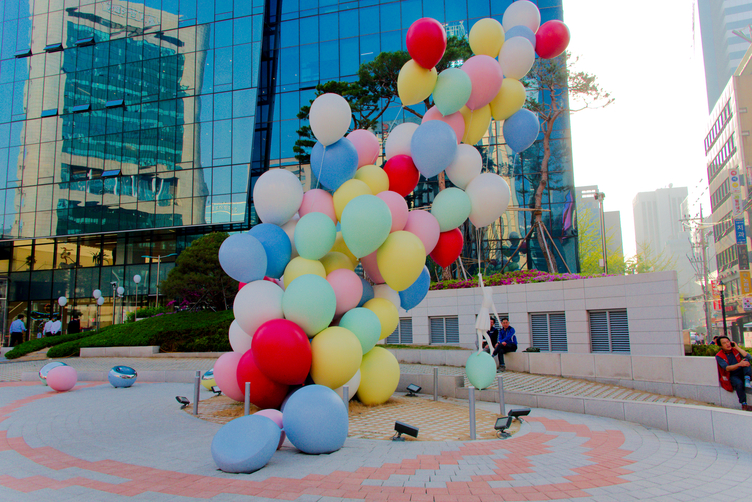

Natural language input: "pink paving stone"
[385,494,411,501]
[409,495,434,502]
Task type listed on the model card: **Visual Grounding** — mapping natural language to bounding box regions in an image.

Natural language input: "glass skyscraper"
[0,0,576,335]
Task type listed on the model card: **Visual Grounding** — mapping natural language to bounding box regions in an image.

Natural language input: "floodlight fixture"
[406,384,421,397]
[211,386,222,396]
[392,421,419,441]
[509,408,531,420]
[176,396,190,409]
[494,408,531,438]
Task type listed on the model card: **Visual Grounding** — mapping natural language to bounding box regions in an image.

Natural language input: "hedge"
[691,344,752,357]
[4,330,106,360]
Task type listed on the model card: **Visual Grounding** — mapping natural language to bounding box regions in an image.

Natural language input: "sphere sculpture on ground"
[211,415,280,473]
[201,368,216,390]
[46,366,77,392]
[108,366,137,388]
[39,362,67,386]
[282,385,348,454]
[254,409,285,449]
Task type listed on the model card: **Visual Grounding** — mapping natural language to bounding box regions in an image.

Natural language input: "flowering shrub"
[430,270,611,290]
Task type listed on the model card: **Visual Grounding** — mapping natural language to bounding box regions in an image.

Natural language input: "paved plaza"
[0,377,751,501]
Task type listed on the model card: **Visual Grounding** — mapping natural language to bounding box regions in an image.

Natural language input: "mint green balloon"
[282,274,336,336]
[340,194,392,258]
[295,212,336,260]
[339,307,381,355]
[465,351,496,390]
[433,68,473,116]
[431,187,472,231]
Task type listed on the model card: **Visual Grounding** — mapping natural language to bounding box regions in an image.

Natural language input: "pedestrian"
[715,336,752,411]
[492,317,518,372]
[9,315,27,347]
[482,315,499,354]
[49,315,62,336]
[67,314,80,335]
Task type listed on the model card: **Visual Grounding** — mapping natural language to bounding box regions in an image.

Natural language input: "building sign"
[736,219,747,243]
[714,300,722,311]
[732,192,744,217]
[741,271,752,294]
[744,298,752,311]
[738,243,750,270]
[730,167,742,192]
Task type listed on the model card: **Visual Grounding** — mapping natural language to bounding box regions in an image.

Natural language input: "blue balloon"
[410,120,458,178]
[282,385,348,454]
[218,233,267,283]
[399,266,430,311]
[311,137,358,191]
[211,415,280,473]
[505,25,536,48]
[358,277,374,307]
[249,223,291,278]
[503,109,540,153]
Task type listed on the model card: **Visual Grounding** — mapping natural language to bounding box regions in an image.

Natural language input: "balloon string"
[387,106,404,135]
[315,145,326,191]
[466,109,473,145]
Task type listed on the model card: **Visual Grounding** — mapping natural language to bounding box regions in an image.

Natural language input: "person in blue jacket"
[492,317,517,371]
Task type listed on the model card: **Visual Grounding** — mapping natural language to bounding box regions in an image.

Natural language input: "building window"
[589,310,630,353]
[430,316,459,344]
[707,134,736,184]
[386,318,413,344]
[530,313,567,352]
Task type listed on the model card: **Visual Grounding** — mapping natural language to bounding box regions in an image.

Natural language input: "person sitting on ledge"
[715,336,752,411]
[492,317,517,372]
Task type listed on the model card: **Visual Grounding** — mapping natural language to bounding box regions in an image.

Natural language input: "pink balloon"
[361,251,385,284]
[347,129,380,168]
[299,189,336,224]
[326,268,363,317]
[47,366,77,392]
[376,191,409,232]
[461,55,503,110]
[213,352,245,402]
[254,409,286,449]
[422,107,465,144]
[404,210,441,254]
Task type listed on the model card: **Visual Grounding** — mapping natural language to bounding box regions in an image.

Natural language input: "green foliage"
[691,344,721,357]
[160,232,238,312]
[46,310,234,358]
[624,242,677,275]
[577,206,625,275]
[430,269,607,290]
[4,331,101,359]
[126,306,170,323]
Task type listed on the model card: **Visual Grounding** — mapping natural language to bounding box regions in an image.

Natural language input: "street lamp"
[719,280,728,337]
[117,286,125,323]
[141,253,178,307]
[133,274,142,317]
[594,191,608,274]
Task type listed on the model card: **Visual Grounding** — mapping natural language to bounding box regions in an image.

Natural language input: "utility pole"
[699,206,713,341]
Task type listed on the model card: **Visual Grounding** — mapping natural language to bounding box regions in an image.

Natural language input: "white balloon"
[465,173,511,228]
[58,296,67,307]
[385,122,419,160]
[229,320,254,354]
[233,280,284,338]
[502,0,541,33]
[498,37,535,80]
[133,274,142,284]
[444,144,482,189]
[92,289,102,299]
[117,286,125,295]
[281,214,300,259]
[309,93,352,146]
[334,369,361,400]
[253,169,304,226]
[373,284,401,309]
[97,296,105,306]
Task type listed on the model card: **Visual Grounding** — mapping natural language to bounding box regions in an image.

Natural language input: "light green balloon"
[465,351,496,390]
[431,187,472,232]
[282,274,336,337]
[295,212,336,260]
[433,68,473,116]
[339,307,381,355]
[340,194,392,258]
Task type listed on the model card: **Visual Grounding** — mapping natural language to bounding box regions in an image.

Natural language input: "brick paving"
[0,380,751,501]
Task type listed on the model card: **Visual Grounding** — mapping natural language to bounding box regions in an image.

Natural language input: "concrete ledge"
[80,346,160,357]
[397,373,464,398]
[1,347,12,356]
[387,348,471,367]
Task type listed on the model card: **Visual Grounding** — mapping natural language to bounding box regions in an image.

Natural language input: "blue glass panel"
[214,46,232,86]
[213,119,232,163]
[300,16,318,45]
[360,6,378,35]
[340,37,358,76]
[320,13,338,42]
[232,117,253,163]
[320,40,338,80]
[446,0,467,22]
[215,19,233,48]
[359,34,378,65]
[468,1,490,19]
[300,44,319,82]
[233,88,257,117]
[423,0,445,22]
[381,31,400,53]
[339,9,358,38]
[197,0,214,23]
[281,46,300,84]
[401,0,422,29]
[281,19,299,48]
[232,43,253,89]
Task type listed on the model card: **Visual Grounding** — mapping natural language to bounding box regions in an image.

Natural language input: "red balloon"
[236,348,289,409]
[383,155,420,197]
[252,319,311,385]
[430,228,463,268]
[535,20,570,59]
[406,18,447,69]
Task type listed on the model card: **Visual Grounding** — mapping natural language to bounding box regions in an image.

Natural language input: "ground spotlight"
[509,408,530,420]
[494,408,531,439]
[176,396,190,409]
[392,421,419,441]
[211,386,222,396]
[405,384,421,397]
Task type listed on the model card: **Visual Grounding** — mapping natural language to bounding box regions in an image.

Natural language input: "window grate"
[387,318,413,344]
[589,310,630,353]
[531,313,567,352]
[429,316,459,344]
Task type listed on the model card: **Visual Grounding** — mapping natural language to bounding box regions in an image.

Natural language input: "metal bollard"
[342,385,349,412]
[193,371,200,416]
[433,367,439,401]
[497,375,505,416]
[469,386,476,440]
[244,382,251,416]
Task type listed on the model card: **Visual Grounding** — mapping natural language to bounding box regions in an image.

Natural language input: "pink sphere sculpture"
[46,366,78,392]
[254,409,285,449]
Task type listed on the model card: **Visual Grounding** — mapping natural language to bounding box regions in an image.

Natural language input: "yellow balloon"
[320,251,356,275]
[469,18,505,58]
[357,347,401,405]
[331,231,359,267]
[354,165,389,194]
[333,179,372,221]
[459,105,492,145]
[364,298,399,340]
[376,231,426,292]
[310,326,363,389]
[489,78,526,120]
[397,59,438,106]
[283,257,326,289]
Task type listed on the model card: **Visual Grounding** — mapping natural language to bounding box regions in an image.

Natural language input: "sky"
[563,0,711,257]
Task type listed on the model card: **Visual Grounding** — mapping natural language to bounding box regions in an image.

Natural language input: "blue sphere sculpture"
[282,384,348,454]
[39,362,67,386]
[211,415,281,473]
[108,366,137,388]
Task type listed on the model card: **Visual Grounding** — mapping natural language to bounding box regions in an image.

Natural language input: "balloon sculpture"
[211,2,570,472]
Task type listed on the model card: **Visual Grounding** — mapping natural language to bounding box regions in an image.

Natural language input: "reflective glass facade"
[0,0,577,334]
